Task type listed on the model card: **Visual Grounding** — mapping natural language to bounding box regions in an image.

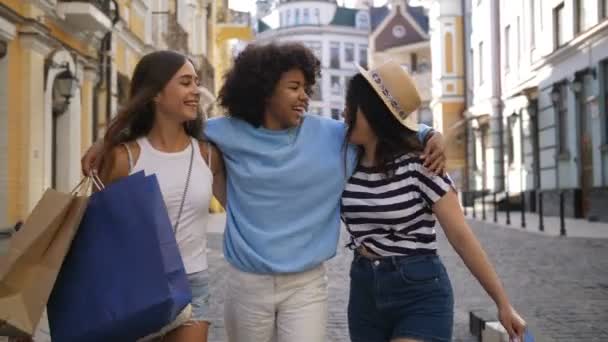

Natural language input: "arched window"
[356,11,370,30]
[444,32,454,73]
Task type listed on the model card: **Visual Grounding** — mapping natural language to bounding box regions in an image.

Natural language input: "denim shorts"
[187,270,211,322]
[348,252,454,342]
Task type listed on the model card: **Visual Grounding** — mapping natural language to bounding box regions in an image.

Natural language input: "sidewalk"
[464,204,608,239]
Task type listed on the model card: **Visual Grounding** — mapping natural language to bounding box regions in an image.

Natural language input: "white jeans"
[224,263,329,342]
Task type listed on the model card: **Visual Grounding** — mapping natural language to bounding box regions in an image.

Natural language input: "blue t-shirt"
[205,115,431,274]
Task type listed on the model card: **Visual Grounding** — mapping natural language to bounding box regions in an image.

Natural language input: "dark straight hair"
[343,73,423,178]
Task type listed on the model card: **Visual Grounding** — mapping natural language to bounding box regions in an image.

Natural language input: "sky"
[228,0,389,13]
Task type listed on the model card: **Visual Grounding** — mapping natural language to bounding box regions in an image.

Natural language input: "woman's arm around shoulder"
[199,141,226,207]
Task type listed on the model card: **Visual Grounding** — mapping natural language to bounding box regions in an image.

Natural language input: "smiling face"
[154,60,201,123]
[263,68,310,129]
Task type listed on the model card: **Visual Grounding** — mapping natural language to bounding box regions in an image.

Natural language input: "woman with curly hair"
[82,42,445,342]
[204,42,444,342]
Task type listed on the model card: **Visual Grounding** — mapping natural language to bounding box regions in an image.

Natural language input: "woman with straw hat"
[340,61,527,342]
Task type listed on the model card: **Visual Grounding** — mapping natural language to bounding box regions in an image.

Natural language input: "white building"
[255,0,371,119]
[464,0,608,221]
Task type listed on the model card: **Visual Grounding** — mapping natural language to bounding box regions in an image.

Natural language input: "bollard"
[493,191,498,222]
[560,191,567,236]
[539,191,544,232]
[463,192,468,216]
[521,193,526,229]
[482,191,486,220]
[505,191,511,225]
[472,192,477,219]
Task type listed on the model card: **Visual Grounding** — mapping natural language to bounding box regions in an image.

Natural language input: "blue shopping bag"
[48,171,192,342]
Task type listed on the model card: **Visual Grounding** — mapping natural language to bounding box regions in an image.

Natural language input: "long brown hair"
[102,50,204,160]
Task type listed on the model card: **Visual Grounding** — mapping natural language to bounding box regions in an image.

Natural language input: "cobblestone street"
[206,215,608,342]
[2,215,607,341]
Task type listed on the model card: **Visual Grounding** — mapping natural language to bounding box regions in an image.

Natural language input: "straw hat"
[356,60,422,131]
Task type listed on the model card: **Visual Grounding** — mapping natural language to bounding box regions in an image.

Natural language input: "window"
[507,115,516,165]
[444,33,454,73]
[504,25,511,71]
[309,41,322,60]
[286,10,291,26]
[303,8,310,24]
[411,53,418,72]
[359,44,368,69]
[311,81,322,101]
[419,107,433,126]
[604,60,608,143]
[530,0,536,49]
[555,83,569,154]
[478,42,484,84]
[554,3,566,48]
[314,8,320,24]
[345,75,353,89]
[309,107,322,115]
[331,108,342,120]
[575,0,595,33]
[345,43,355,63]
[356,11,370,30]
[469,48,475,89]
[330,42,340,68]
[604,0,608,18]
[330,76,342,95]
[280,12,284,26]
[295,9,301,24]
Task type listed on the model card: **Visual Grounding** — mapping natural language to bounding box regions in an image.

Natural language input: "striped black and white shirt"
[341,153,454,257]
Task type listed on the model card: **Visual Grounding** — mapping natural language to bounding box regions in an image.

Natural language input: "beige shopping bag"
[0,179,91,337]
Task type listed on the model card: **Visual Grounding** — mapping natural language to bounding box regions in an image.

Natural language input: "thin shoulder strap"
[207,141,212,170]
[122,143,134,172]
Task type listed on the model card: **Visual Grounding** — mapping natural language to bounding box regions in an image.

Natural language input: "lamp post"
[51,63,78,189]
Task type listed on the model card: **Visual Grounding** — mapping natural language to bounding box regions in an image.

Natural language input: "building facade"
[369,0,432,127]
[0,0,216,228]
[254,0,371,119]
[463,0,608,222]
[415,0,467,189]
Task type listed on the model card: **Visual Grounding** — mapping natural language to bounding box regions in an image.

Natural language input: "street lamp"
[550,87,561,104]
[52,63,78,115]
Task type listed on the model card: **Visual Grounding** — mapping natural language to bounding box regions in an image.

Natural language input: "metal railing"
[462,189,567,236]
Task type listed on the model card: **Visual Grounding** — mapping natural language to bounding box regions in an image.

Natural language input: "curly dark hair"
[218,42,321,127]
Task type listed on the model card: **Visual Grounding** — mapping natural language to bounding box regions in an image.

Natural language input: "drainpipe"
[491,0,504,192]
[461,0,469,193]
[93,33,109,141]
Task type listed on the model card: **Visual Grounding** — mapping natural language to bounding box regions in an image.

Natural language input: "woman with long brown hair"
[98,50,225,342]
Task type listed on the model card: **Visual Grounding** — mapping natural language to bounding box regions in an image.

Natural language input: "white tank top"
[127,137,212,274]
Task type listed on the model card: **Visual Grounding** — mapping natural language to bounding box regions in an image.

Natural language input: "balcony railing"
[59,0,111,15]
[57,0,114,32]
[164,11,189,53]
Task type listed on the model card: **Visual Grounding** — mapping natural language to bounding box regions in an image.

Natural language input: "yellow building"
[418,0,466,189]
[210,0,253,104]
[0,0,118,228]
[0,0,217,227]
[369,1,433,127]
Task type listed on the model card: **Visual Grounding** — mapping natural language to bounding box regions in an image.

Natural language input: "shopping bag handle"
[70,174,105,195]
